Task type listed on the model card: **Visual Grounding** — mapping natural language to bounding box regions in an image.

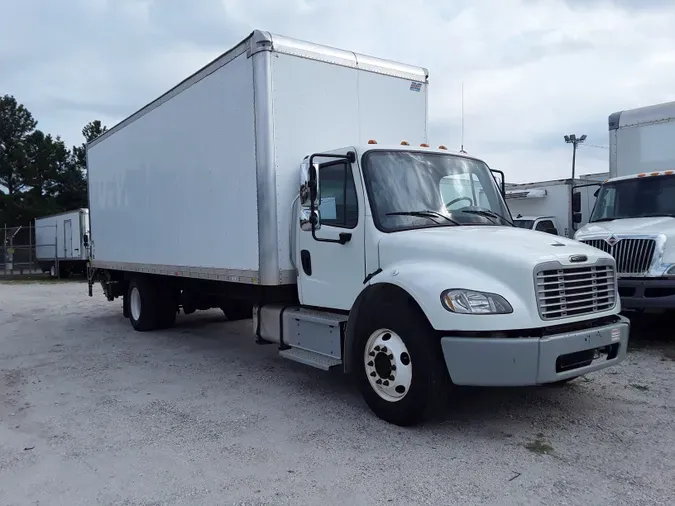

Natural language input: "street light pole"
[564,133,587,180]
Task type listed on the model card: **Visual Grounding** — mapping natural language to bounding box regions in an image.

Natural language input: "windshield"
[590,174,675,222]
[362,150,512,232]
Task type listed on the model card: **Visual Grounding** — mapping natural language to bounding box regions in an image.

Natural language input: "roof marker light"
[420,143,429,147]
[638,173,647,177]
[368,139,377,144]
[650,172,660,176]
[438,145,448,150]
[665,170,674,175]
[400,140,410,145]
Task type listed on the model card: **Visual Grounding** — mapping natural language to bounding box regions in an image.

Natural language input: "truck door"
[296,150,365,310]
[63,219,73,257]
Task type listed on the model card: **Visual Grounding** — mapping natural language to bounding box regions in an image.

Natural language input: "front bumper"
[618,278,675,309]
[440,315,630,386]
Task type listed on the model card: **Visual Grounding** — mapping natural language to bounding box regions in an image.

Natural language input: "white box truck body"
[87,30,629,426]
[575,101,675,309]
[35,208,90,276]
[506,175,608,238]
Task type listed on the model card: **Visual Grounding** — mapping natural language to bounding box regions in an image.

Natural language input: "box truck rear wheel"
[128,278,159,331]
[353,302,447,426]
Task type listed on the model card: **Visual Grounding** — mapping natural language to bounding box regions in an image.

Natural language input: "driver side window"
[318,161,358,229]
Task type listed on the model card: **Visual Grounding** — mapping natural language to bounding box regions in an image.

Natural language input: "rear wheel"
[128,277,159,331]
[354,300,448,426]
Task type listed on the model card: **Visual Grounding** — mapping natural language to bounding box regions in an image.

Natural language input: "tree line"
[0,94,108,227]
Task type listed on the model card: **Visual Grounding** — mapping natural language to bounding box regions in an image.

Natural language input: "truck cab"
[254,142,630,425]
[575,170,675,309]
[513,215,561,235]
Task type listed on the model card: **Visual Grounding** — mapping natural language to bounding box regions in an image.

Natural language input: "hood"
[575,216,675,238]
[378,226,610,275]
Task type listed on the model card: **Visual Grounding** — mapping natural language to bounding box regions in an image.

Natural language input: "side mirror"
[573,212,582,224]
[300,160,320,208]
[572,191,581,213]
[300,208,321,231]
[83,234,89,247]
[593,188,600,198]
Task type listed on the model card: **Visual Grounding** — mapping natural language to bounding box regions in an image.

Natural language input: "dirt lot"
[0,280,674,506]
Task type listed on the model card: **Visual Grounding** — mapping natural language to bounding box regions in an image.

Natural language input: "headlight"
[440,289,513,314]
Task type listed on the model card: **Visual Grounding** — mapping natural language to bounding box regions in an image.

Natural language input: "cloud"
[2,0,675,181]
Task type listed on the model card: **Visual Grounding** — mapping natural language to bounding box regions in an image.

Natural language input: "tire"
[128,277,159,331]
[353,300,448,426]
[156,291,178,329]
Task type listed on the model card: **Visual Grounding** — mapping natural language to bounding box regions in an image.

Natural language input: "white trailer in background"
[506,175,607,237]
[35,208,90,277]
[575,101,675,309]
[86,29,628,426]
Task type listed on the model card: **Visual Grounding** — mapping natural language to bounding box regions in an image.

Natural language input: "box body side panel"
[87,54,260,273]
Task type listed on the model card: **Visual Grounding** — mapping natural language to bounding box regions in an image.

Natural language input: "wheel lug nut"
[388,354,394,360]
[382,346,388,352]
[383,380,389,386]
[376,379,382,385]
[391,365,396,371]
[369,351,375,357]
[388,375,394,381]
[374,346,381,351]
[370,372,376,377]
[367,361,374,367]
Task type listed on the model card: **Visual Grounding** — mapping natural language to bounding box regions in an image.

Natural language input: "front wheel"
[128,277,159,331]
[354,303,448,426]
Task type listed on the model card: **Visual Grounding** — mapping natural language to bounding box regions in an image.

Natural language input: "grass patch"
[525,433,554,455]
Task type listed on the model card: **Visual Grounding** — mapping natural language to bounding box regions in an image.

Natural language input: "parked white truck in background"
[35,208,90,277]
[506,174,608,237]
[87,29,629,426]
[575,101,675,310]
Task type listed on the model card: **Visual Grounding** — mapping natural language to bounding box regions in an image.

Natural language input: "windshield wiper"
[386,210,460,225]
[457,208,513,225]
[590,218,615,222]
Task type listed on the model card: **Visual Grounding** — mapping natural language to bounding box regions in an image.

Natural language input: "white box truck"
[35,208,90,277]
[87,30,629,426]
[506,175,607,237]
[575,101,675,309]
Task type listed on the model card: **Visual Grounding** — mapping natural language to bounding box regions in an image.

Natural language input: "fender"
[343,260,532,373]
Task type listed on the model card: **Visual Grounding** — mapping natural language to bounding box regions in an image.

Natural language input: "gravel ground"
[0,280,674,506]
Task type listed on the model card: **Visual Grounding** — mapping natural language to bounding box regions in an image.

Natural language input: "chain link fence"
[1,224,58,277]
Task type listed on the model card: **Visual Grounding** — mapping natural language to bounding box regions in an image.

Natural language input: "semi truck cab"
[575,170,675,309]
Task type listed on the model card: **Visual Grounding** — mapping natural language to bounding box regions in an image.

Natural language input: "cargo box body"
[35,208,89,261]
[87,30,429,286]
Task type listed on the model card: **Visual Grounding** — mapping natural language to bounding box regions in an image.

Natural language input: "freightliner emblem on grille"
[569,254,588,263]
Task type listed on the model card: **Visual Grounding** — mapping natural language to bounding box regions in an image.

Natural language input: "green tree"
[0,95,37,196]
[58,120,108,210]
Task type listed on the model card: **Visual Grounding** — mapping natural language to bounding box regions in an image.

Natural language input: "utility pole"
[564,134,587,180]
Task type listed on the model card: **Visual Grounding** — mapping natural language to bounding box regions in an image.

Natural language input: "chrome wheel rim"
[130,287,142,321]
[364,328,412,402]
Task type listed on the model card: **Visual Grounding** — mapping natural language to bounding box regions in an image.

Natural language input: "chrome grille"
[536,264,616,320]
[580,238,656,275]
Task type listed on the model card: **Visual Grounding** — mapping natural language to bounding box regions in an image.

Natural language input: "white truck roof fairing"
[88,30,429,150]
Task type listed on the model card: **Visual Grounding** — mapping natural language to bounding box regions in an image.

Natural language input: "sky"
[2,0,675,183]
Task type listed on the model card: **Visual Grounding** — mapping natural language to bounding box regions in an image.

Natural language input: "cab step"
[279,347,342,371]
